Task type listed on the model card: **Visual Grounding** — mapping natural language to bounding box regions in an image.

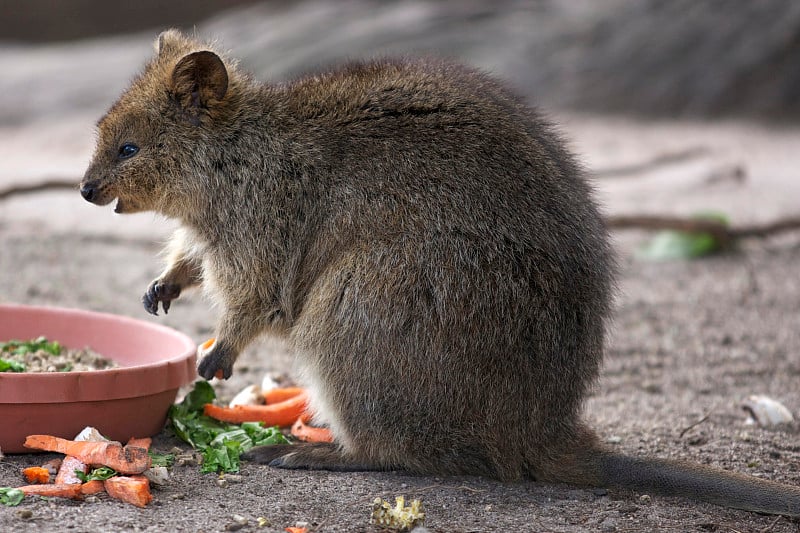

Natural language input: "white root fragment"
[260,374,280,394]
[73,426,110,442]
[741,395,794,426]
[144,466,170,486]
[228,383,264,407]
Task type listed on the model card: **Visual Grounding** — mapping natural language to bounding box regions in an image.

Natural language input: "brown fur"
[80,30,800,516]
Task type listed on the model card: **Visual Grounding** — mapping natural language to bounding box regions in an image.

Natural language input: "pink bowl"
[0,304,197,453]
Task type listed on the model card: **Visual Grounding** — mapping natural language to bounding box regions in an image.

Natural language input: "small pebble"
[17,509,33,519]
[224,523,245,532]
[639,494,651,503]
[232,514,248,525]
[216,478,229,488]
[223,474,244,483]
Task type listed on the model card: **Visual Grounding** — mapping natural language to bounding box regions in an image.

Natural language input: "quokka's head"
[81,29,237,217]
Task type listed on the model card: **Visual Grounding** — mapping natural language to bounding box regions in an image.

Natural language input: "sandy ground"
[1,15,800,532]
[1,112,800,532]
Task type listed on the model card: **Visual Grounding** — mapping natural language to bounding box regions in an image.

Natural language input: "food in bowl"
[0,336,117,373]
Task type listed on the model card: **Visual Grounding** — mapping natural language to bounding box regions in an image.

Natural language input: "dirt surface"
[1,6,800,530]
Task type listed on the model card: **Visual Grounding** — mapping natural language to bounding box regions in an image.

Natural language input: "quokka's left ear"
[170,50,229,124]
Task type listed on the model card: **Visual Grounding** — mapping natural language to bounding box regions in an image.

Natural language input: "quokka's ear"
[170,51,229,122]
[155,29,184,55]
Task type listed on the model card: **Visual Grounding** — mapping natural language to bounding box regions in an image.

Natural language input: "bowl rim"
[0,303,198,403]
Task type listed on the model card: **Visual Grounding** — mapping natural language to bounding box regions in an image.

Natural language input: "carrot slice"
[22,466,50,484]
[291,417,334,443]
[104,475,153,508]
[18,483,83,500]
[23,435,151,474]
[80,479,106,495]
[204,391,309,427]
[285,527,309,533]
[263,386,305,404]
[55,455,89,484]
[199,338,215,352]
[126,437,152,451]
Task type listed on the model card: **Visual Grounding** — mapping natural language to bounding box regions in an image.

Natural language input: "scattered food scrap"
[742,395,794,426]
[371,496,425,532]
[21,467,50,484]
[168,380,289,473]
[291,417,334,443]
[23,435,151,474]
[203,390,309,427]
[104,475,153,508]
[1,427,158,508]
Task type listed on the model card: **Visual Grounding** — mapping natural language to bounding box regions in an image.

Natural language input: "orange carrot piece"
[263,386,305,404]
[285,527,309,533]
[18,483,83,500]
[104,475,153,508]
[204,391,309,427]
[291,417,334,443]
[80,479,106,495]
[55,455,88,485]
[126,437,152,451]
[199,338,215,351]
[23,435,151,474]
[22,466,50,484]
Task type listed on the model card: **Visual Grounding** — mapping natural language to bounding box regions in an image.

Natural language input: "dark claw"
[142,279,181,316]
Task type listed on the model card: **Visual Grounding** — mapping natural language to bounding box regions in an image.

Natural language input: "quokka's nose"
[80,181,99,202]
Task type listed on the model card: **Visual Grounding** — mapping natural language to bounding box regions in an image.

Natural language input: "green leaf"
[0,487,24,506]
[182,380,217,411]
[80,466,118,481]
[149,452,175,467]
[0,336,62,358]
[637,212,729,261]
[0,358,26,372]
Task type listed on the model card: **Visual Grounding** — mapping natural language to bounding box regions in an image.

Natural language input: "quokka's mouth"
[113,198,124,213]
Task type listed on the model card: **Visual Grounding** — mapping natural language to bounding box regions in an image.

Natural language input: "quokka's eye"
[118,143,139,159]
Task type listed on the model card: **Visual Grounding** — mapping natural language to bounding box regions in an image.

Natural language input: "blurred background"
[3,0,800,121]
[1,0,799,236]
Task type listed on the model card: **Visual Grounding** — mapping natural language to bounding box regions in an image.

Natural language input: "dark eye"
[118,143,139,159]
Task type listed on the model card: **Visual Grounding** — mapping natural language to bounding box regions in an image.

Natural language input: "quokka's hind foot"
[242,442,384,472]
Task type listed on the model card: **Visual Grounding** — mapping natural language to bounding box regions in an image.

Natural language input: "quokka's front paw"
[197,341,236,380]
[142,279,182,315]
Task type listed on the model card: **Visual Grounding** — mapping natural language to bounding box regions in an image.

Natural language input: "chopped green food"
[0,359,25,372]
[168,381,290,473]
[0,487,24,507]
[149,452,175,468]
[75,466,118,482]
[637,212,730,261]
[0,336,61,356]
[0,336,115,373]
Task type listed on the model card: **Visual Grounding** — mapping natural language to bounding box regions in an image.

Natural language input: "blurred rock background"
[1,1,798,236]
[2,0,799,122]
